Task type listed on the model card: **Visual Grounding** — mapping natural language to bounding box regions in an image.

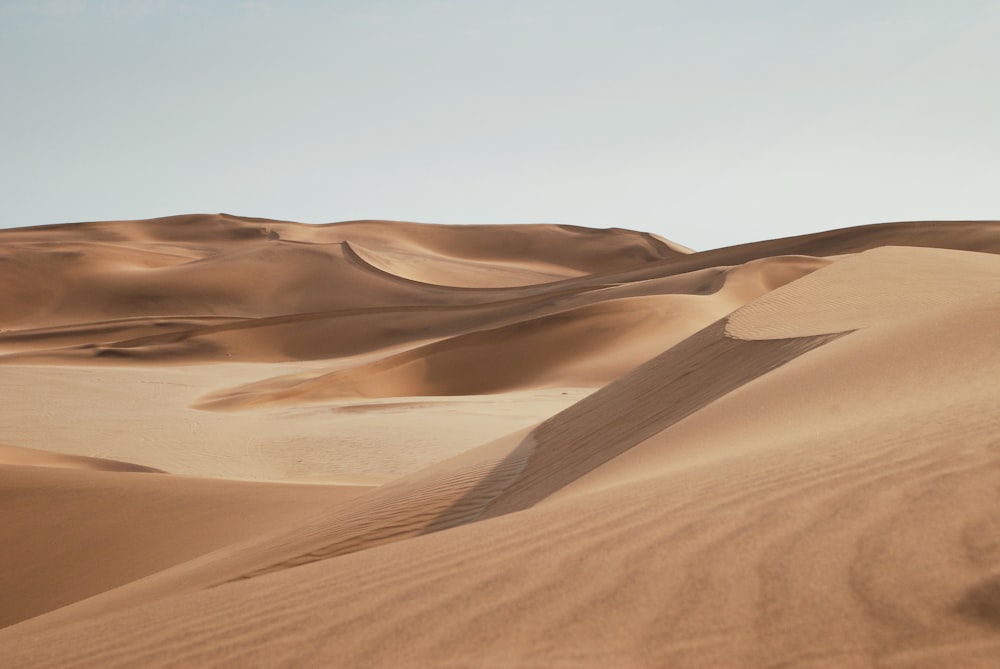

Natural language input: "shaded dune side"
[124,249,997,591]
[194,256,830,406]
[324,219,690,274]
[0,271,699,364]
[14,391,994,669]
[556,287,1000,502]
[167,215,691,274]
[4,291,1000,667]
[478,322,843,518]
[5,214,681,267]
[0,316,240,354]
[192,297,722,407]
[4,224,1000,666]
[0,253,828,365]
[0,431,541,635]
[0,260,851,625]
[0,443,164,473]
[190,324,842,581]
[2,218,996,369]
[342,239,571,286]
[221,432,539,583]
[0,297,588,364]
[0,214,681,328]
[209,296,843,579]
[0,319,843,636]
[48,242,476,324]
[2,217,995,347]
[0,465,372,628]
[346,239,596,287]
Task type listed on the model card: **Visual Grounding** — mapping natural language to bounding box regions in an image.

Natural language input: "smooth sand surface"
[1,215,998,667]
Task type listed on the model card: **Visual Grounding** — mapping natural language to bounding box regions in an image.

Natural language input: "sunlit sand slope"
[0,217,998,668]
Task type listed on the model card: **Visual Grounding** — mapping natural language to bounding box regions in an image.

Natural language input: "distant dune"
[1,215,999,667]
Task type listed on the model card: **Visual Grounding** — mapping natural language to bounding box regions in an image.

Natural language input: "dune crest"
[1,216,999,668]
[0,443,164,473]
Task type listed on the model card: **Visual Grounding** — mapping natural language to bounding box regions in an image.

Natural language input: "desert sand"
[0,214,998,668]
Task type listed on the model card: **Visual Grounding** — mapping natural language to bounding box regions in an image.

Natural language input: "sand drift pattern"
[1,215,999,667]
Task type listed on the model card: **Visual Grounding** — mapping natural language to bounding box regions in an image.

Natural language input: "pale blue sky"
[2,0,998,250]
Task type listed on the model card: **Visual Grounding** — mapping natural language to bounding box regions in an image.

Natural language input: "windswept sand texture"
[1,215,999,668]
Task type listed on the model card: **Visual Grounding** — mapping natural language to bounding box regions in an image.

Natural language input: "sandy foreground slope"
[0,215,998,668]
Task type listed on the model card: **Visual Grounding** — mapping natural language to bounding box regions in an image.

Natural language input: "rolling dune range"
[1,214,999,667]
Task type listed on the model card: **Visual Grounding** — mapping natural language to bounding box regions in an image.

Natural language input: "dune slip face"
[1,215,999,668]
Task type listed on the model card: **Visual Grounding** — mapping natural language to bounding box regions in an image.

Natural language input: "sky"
[1,0,998,250]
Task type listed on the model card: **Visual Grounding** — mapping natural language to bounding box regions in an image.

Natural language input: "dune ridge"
[1,216,998,668]
[0,443,164,473]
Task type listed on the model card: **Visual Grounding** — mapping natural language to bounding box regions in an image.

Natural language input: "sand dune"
[0,443,164,473]
[1,216,999,667]
[0,464,372,629]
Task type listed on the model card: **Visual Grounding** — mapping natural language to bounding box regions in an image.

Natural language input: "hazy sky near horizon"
[2,0,998,250]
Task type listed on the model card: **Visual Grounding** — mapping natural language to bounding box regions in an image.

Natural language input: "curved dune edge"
[726,245,1000,339]
[0,426,542,637]
[4,291,1000,665]
[0,214,683,330]
[343,239,580,287]
[0,252,829,366]
[0,444,165,473]
[0,465,374,628]
[554,288,1000,502]
[4,216,997,362]
[1,217,999,667]
[193,255,830,407]
[0,319,844,642]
